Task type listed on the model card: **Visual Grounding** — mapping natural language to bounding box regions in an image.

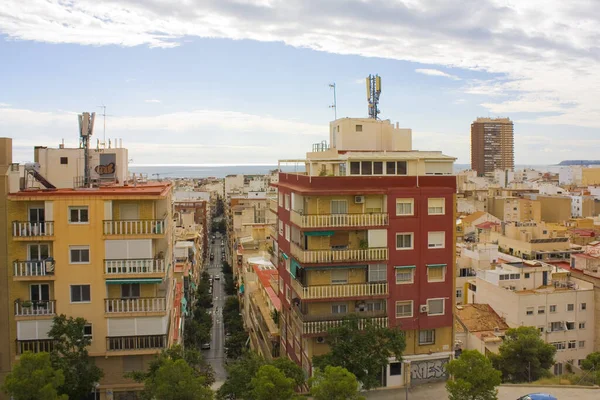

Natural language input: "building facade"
[471,117,514,176]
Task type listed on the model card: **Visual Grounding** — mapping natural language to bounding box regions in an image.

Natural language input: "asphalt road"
[203,235,228,389]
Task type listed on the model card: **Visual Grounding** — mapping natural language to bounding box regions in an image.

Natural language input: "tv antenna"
[97,105,114,147]
[329,83,337,120]
[366,74,382,119]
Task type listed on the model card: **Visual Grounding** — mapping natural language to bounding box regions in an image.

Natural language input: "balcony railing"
[106,335,167,351]
[14,300,56,317]
[302,316,388,335]
[105,297,167,313]
[104,258,166,275]
[16,339,55,355]
[269,198,278,213]
[297,309,387,323]
[12,221,54,237]
[290,279,388,300]
[291,243,388,264]
[290,210,388,228]
[13,260,55,277]
[103,219,166,236]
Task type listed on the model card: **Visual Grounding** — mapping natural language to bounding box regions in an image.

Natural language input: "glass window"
[567,304,574,312]
[69,206,89,223]
[579,341,585,348]
[386,161,396,175]
[373,162,383,175]
[538,306,545,314]
[427,299,444,315]
[70,285,91,302]
[278,193,283,207]
[580,303,587,310]
[60,157,68,165]
[69,246,90,264]
[361,161,372,175]
[395,301,413,318]
[427,266,446,282]
[389,362,402,376]
[285,224,290,241]
[84,324,93,339]
[395,268,414,284]
[526,307,534,315]
[355,124,363,132]
[368,264,387,282]
[121,284,140,298]
[331,200,348,214]
[397,161,407,175]
[419,329,435,345]
[284,194,290,211]
[396,199,413,216]
[428,198,445,215]
[427,231,445,248]
[579,322,586,329]
[331,303,348,314]
[549,305,557,313]
[350,162,360,175]
[396,233,413,250]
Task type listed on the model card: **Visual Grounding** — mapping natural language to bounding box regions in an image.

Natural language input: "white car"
[214,275,221,280]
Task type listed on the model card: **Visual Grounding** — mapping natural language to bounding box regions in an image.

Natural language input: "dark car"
[517,394,558,400]
[210,254,214,260]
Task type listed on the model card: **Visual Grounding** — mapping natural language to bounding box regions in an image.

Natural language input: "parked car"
[210,254,214,261]
[201,342,211,350]
[214,275,221,280]
[517,394,558,400]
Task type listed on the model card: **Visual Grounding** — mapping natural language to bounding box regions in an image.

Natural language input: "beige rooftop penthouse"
[290,117,455,177]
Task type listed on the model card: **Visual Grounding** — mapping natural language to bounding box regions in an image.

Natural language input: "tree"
[184,318,211,349]
[445,350,501,400]
[217,352,266,400]
[490,326,556,383]
[48,314,103,400]
[225,331,249,360]
[581,352,600,384]
[309,366,364,400]
[143,359,213,400]
[270,357,305,387]
[312,315,406,389]
[250,365,295,400]
[1,352,68,400]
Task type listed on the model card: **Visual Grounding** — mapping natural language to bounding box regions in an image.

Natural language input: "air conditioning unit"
[316,336,325,344]
[420,304,429,313]
[354,195,365,204]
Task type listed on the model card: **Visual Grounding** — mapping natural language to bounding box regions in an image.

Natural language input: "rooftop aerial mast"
[366,74,382,119]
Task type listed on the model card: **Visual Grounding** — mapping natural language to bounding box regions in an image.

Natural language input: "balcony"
[106,334,167,351]
[290,210,388,229]
[103,219,166,236]
[269,198,278,213]
[291,243,388,264]
[14,300,56,317]
[12,221,54,239]
[302,316,388,335]
[16,339,55,355]
[104,258,166,276]
[13,260,55,280]
[290,279,388,300]
[105,297,167,314]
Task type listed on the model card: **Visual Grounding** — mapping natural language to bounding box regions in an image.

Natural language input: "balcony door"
[30,284,50,302]
[121,283,141,298]
[28,243,50,260]
[29,206,45,223]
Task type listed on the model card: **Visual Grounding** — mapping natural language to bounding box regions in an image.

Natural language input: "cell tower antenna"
[329,83,337,120]
[366,74,382,119]
[78,112,96,186]
[97,104,110,147]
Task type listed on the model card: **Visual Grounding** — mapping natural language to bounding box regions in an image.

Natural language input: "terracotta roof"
[9,182,171,198]
[475,221,500,229]
[570,229,596,237]
[455,304,509,332]
[462,211,486,225]
[252,264,279,292]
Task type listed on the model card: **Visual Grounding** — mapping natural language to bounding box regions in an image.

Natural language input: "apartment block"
[454,304,509,356]
[524,194,572,223]
[275,117,457,387]
[470,117,514,176]
[582,168,600,186]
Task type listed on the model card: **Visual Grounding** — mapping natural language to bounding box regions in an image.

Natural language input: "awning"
[426,264,447,268]
[304,231,335,237]
[190,282,197,291]
[395,265,416,269]
[291,259,300,279]
[106,278,163,284]
[281,252,289,260]
[310,265,367,270]
[239,284,245,294]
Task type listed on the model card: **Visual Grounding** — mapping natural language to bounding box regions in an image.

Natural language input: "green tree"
[225,331,249,360]
[312,315,406,389]
[184,318,211,349]
[217,352,266,400]
[271,357,305,387]
[490,326,556,383]
[250,365,295,400]
[1,352,68,400]
[309,366,364,400]
[581,352,600,384]
[143,359,213,400]
[445,350,501,400]
[48,314,103,400]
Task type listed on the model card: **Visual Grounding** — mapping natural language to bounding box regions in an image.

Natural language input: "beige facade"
[582,168,600,186]
[496,222,580,261]
[488,197,541,223]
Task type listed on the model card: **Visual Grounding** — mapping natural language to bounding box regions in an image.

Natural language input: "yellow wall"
[112,200,156,220]
[582,168,600,186]
[306,268,367,286]
[304,195,385,215]
[306,230,366,251]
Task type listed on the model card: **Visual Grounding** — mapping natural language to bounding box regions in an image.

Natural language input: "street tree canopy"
[309,366,365,400]
[142,358,213,400]
[312,315,406,389]
[446,350,502,400]
[490,326,556,383]
[1,352,68,400]
[250,365,295,400]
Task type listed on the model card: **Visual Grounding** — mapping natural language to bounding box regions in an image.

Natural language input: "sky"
[2,0,600,165]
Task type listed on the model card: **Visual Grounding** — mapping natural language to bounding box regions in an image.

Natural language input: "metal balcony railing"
[290,279,388,300]
[302,316,388,335]
[12,221,54,237]
[16,339,56,354]
[14,300,56,316]
[106,334,167,351]
[104,258,165,275]
[105,297,167,313]
[291,243,388,264]
[290,210,388,228]
[13,260,55,277]
[103,219,166,235]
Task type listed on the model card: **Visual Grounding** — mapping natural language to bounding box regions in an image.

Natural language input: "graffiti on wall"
[410,358,449,382]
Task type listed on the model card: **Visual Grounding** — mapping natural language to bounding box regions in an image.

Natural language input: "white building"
[456,243,499,304]
[559,166,583,186]
[469,261,595,374]
[533,182,566,196]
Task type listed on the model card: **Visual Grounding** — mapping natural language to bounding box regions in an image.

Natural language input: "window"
[69,206,89,223]
[526,307,534,316]
[550,321,563,332]
[70,285,91,303]
[285,285,291,303]
[456,289,463,299]
[579,322,586,329]
[30,283,50,301]
[331,200,348,214]
[580,303,587,311]
[579,341,585,348]
[69,246,90,264]
[549,305,557,313]
[567,304,574,312]
[350,162,360,175]
[386,161,396,175]
[428,232,445,248]
[278,220,283,236]
[538,326,545,333]
[84,324,93,340]
[331,303,348,314]
[60,157,68,165]
[397,161,407,175]
[396,233,413,250]
[355,124,363,132]
[373,162,383,175]
[427,298,444,316]
[331,269,348,285]
[568,340,577,349]
[365,301,383,312]
[554,363,563,375]
[278,193,283,207]
[552,342,566,351]
[524,273,531,279]
[123,356,143,373]
[361,161,372,175]
[284,194,290,211]
[428,198,445,215]
[395,301,413,318]
[538,306,545,314]
[279,277,283,293]
[368,264,387,282]
[418,329,435,345]
[566,321,575,330]
[396,199,414,216]
[395,267,415,284]
[427,265,446,282]
[285,258,290,273]
[121,284,140,298]
[285,224,290,242]
[389,362,402,376]
[28,243,50,260]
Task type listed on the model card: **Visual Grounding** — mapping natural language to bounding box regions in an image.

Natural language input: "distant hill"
[558,160,600,166]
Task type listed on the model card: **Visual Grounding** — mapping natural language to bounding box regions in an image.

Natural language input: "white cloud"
[415,69,460,81]
[144,99,161,103]
[0,103,11,107]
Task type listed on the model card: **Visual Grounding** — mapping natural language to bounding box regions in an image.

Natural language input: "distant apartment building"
[468,261,595,374]
[455,243,499,304]
[488,197,541,223]
[275,116,457,387]
[582,168,600,186]
[524,194,572,223]
[470,117,514,176]
[559,166,583,186]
